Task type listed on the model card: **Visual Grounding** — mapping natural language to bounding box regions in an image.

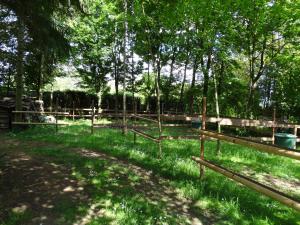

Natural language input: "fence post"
[272,108,276,145]
[200,97,207,178]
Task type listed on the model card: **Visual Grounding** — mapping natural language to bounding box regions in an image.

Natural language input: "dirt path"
[0,138,90,225]
[0,136,212,225]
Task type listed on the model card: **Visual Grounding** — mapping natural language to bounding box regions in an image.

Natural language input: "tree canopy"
[1,0,300,119]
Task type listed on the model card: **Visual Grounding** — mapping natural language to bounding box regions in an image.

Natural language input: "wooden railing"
[192,97,300,212]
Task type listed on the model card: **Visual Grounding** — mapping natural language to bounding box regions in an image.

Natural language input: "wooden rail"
[192,157,300,212]
[12,111,69,115]
[198,130,300,160]
[160,135,199,140]
[160,114,300,129]
[161,124,190,127]
[133,115,158,123]
[131,129,159,143]
[93,124,124,129]
[12,122,69,126]
[248,136,300,143]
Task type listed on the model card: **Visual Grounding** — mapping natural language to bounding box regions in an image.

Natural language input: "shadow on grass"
[10,124,300,225]
[29,147,209,224]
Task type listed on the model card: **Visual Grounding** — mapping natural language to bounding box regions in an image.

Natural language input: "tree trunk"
[246,79,256,117]
[114,53,119,114]
[15,17,25,121]
[189,57,198,114]
[122,0,128,135]
[131,39,135,113]
[97,90,102,113]
[6,66,11,96]
[165,49,176,111]
[213,69,221,155]
[177,58,189,113]
[146,61,151,112]
[155,58,162,157]
[201,52,211,97]
[38,51,45,101]
[50,85,53,112]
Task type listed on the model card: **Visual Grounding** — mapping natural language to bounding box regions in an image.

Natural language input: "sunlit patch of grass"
[8,119,300,225]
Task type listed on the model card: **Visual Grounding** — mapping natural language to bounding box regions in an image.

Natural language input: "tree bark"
[177,57,189,113]
[165,48,176,111]
[15,17,25,121]
[201,51,211,97]
[6,66,11,96]
[155,57,162,157]
[213,68,221,155]
[131,37,135,113]
[122,0,128,135]
[189,57,198,114]
[38,51,45,101]
[146,61,150,112]
[50,84,53,112]
[114,51,119,113]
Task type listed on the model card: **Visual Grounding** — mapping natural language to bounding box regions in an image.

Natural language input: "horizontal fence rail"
[12,111,69,115]
[192,157,300,212]
[131,129,159,143]
[133,115,158,123]
[11,122,69,126]
[199,130,300,160]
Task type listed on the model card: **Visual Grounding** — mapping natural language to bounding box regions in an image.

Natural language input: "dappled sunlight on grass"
[8,120,300,224]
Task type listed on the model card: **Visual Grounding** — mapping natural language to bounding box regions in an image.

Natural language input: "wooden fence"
[192,97,300,212]
[10,105,300,211]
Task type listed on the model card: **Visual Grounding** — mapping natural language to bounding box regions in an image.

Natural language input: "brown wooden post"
[91,100,95,134]
[200,97,207,178]
[55,98,58,133]
[272,108,276,145]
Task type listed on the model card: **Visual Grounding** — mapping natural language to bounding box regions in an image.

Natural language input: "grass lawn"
[1,119,300,225]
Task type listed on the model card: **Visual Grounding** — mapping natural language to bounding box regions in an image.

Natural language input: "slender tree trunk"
[6,66,11,96]
[38,51,45,101]
[114,53,119,113]
[15,17,25,121]
[131,39,135,113]
[50,85,53,112]
[130,0,136,113]
[201,52,211,97]
[166,49,176,111]
[246,79,255,117]
[189,57,198,114]
[122,0,128,135]
[155,58,162,157]
[146,61,150,112]
[113,24,119,114]
[213,69,221,155]
[97,90,102,113]
[177,58,189,113]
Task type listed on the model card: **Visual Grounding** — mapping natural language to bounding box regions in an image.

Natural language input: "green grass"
[0,211,32,225]
[6,119,300,224]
